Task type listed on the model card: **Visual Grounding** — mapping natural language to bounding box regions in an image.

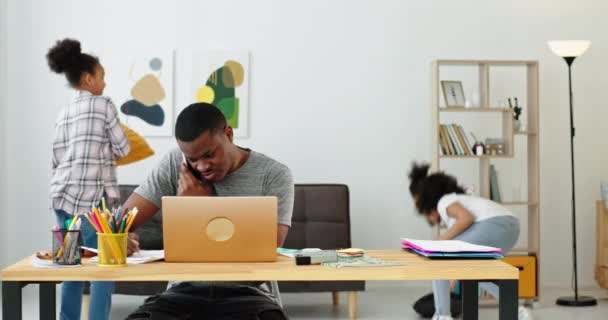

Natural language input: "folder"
[400,238,503,259]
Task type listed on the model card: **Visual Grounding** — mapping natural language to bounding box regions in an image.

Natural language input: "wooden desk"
[2,250,519,319]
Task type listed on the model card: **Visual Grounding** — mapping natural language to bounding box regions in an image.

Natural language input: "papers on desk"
[278,248,400,267]
[32,256,82,268]
[83,247,165,264]
[122,250,164,264]
[322,256,401,268]
[277,248,321,258]
[401,238,503,259]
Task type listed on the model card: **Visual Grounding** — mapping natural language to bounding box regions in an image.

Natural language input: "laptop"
[162,196,277,262]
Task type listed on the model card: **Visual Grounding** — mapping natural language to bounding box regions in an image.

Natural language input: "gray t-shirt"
[134,147,294,291]
[135,148,294,226]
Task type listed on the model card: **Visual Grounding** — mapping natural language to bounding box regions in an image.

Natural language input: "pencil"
[83,213,101,232]
[101,197,108,215]
[124,211,138,233]
[119,216,128,233]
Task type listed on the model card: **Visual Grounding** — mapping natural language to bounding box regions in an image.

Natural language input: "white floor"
[2,284,607,319]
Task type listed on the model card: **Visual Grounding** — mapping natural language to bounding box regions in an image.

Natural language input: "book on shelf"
[457,125,473,155]
[453,125,471,156]
[439,125,453,155]
[446,124,463,155]
[440,124,473,156]
[441,124,456,156]
[490,164,502,202]
[438,128,447,155]
[441,125,452,155]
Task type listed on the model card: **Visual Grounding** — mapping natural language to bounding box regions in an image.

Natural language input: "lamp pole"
[555,56,597,307]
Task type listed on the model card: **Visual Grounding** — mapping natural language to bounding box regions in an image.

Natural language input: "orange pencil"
[83,213,101,233]
[94,208,111,234]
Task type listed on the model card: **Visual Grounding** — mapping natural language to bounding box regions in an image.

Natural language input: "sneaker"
[432,315,454,320]
[518,306,533,320]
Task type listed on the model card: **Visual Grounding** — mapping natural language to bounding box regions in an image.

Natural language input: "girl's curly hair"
[408,162,465,215]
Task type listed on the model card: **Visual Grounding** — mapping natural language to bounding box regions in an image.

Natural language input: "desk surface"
[1,250,518,282]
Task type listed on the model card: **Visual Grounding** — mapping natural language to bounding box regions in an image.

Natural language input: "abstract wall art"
[104,52,174,137]
[188,51,249,138]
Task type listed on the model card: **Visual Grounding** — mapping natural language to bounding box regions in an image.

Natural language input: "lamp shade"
[548,40,591,57]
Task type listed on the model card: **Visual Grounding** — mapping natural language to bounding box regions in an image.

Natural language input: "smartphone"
[182,154,202,180]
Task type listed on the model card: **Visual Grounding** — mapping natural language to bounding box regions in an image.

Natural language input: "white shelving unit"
[431,60,540,301]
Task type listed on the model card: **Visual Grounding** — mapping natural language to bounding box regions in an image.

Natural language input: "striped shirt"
[50,90,130,214]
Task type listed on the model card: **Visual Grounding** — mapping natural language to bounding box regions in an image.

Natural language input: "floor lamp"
[548,40,597,307]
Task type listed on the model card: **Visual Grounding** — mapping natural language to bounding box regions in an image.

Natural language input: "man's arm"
[277,224,289,247]
[122,150,178,233]
[122,192,160,231]
[123,192,160,256]
[266,163,294,248]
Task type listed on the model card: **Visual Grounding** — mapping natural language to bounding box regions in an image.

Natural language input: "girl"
[47,38,130,320]
[408,163,531,320]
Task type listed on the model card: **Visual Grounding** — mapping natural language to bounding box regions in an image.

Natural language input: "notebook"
[83,247,165,264]
[400,238,503,259]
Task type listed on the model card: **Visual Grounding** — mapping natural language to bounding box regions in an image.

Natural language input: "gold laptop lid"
[162,196,277,262]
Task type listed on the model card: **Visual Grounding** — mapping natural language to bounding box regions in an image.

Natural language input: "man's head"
[175,103,236,182]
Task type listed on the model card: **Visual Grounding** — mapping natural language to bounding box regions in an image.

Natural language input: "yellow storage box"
[502,255,537,298]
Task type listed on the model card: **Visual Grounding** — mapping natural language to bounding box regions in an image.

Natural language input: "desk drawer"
[502,256,537,298]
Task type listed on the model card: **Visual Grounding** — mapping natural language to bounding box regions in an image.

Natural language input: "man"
[123,103,294,320]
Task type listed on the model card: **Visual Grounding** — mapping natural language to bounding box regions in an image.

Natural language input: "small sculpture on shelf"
[470,132,485,156]
[485,138,506,156]
[509,97,523,131]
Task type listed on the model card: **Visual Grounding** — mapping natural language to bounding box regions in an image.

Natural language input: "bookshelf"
[440,107,511,113]
[431,60,540,302]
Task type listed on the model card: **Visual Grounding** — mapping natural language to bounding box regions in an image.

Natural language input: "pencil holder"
[52,229,81,265]
[97,233,127,267]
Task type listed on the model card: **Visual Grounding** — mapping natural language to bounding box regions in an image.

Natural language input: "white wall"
[0,0,8,268]
[3,0,608,287]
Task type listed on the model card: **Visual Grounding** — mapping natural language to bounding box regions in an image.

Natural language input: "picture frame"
[441,80,466,108]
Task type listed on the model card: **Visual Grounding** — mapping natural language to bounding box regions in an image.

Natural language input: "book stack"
[439,124,473,156]
[400,238,503,259]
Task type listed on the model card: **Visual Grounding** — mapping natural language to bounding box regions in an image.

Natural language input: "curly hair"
[408,162,465,215]
[46,38,99,87]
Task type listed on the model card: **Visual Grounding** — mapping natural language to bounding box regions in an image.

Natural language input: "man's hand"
[127,232,140,257]
[177,163,214,196]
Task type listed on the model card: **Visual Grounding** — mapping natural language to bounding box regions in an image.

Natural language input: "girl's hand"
[435,234,447,241]
[441,203,475,240]
[435,233,453,241]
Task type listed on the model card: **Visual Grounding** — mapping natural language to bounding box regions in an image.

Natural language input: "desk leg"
[461,280,479,320]
[40,282,56,320]
[2,281,23,320]
[498,280,518,320]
